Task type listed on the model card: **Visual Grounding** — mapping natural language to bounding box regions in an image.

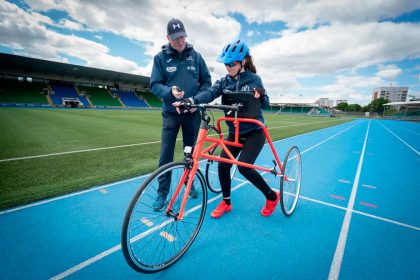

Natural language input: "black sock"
[223,198,231,205]
[266,190,277,201]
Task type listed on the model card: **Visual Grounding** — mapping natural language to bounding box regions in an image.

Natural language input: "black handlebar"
[192,103,241,111]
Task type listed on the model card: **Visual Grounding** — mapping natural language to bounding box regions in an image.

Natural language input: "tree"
[347,103,362,112]
[369,97,389,115]
[336,102,348,111]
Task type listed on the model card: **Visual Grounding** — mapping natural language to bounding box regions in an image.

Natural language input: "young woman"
[174,39,279,218]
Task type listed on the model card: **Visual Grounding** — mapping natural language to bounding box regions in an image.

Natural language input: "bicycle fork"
[165,127,208,221]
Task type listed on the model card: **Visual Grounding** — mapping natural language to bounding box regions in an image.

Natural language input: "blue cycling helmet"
[217,39,249,64]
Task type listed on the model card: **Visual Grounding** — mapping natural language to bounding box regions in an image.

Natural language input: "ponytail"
[243,55,257,73]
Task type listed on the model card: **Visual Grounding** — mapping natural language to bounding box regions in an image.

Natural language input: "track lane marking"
[377,121,419,155]
[360,202,378,208]
[328,121,370,280]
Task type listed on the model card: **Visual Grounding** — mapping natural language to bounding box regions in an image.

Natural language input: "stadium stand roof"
[384,101,420,108]
[0,52,149,89]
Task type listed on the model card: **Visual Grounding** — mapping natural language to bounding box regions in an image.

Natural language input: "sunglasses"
[224,61,240,67]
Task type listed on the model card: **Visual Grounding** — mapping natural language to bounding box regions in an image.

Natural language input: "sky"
[1,0,420,105]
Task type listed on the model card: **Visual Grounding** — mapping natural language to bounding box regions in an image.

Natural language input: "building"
[317,98,330,107]
[372,86,408,102]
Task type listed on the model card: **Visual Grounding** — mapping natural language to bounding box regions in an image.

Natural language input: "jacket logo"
[187,66,196,71]
[166,66,177,72]
[186,55,193,61]
[166,58,172,63]
[241,85,251,91]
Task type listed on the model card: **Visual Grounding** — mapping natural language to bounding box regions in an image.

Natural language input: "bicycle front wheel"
[280,146,302,216]
[121,162,207,273]
[205,145,238,193]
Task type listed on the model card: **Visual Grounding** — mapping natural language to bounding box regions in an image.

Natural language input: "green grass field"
[0,108,350,210]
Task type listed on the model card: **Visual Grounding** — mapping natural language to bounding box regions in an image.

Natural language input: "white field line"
[328,121,371,280]
[377,121,419,155]
[48,120,359,279]
[1,120,357,214]
[0,119,346,163]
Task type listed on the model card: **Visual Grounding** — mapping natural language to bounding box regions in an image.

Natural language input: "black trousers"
[157,110,200,195]
[218,129,273,199]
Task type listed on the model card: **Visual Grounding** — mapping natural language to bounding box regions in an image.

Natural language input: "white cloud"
[58,18,84,31]
[2,0,420,105]
[376,64,402,80]
[0,1,149,75]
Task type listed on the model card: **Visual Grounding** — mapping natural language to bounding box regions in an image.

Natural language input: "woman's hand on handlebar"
[253,87,266,99]
[172,98,197,114]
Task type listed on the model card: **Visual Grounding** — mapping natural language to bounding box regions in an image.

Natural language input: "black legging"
[218,129,273,199]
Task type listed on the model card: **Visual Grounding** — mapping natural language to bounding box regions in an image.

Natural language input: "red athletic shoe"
[261,192,280,217]
[211,200,232,218]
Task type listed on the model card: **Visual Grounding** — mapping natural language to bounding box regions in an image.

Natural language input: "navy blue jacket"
[193,71,270,135]
[150,43,212,114]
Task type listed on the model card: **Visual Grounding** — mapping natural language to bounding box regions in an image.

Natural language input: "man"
[150,18,212,210]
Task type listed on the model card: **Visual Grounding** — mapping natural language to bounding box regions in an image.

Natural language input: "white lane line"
[377,121,419,155]
[1,119,345,163]
[401,127,420,137]
[49,244,122,280]
[328,121,370,280]
[299,122,359,155]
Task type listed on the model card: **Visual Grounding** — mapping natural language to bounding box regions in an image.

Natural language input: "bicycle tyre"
[205,145,238,193]
[280,146,302,216]
[121,161,207,273]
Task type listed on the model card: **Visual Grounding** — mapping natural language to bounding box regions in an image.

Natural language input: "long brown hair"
[243,55,257,73]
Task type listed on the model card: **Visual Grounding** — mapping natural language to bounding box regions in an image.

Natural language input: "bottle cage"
[221,91,261,118]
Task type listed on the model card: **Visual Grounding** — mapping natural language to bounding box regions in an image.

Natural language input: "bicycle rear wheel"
[280,146,302,216]
[121,162,207,273]
[205,145,238,193]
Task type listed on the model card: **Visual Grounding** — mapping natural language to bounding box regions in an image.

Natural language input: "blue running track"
[0,119,419,279]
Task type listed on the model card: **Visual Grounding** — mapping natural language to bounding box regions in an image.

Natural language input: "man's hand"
[173,98,195,114]
[172,86,185,99]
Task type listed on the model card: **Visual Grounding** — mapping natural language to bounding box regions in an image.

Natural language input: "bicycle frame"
[166,107,284,220]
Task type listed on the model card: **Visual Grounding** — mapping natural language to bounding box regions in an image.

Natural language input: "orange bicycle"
[121,94,302,273]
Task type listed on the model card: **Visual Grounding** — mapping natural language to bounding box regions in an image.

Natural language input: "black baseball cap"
[167,18,187,40]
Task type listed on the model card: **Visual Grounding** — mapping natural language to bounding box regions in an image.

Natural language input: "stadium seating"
[50,84,90,107]
[264,105,281,113]
[136,90,162,107]
[0,79,49,105]
[280,106,312,114]
[111,90,148,108]
[78,86,122,107]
